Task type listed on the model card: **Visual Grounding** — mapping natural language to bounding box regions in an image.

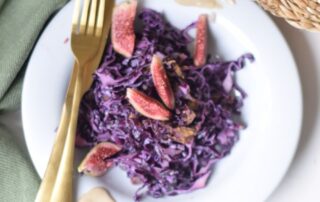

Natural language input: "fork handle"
[50,62,84,202]
[34,64,78,202]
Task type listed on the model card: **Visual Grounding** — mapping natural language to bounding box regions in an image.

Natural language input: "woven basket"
[256,0,320,32]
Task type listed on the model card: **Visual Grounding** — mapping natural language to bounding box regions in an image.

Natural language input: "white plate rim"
[22,1,303,202]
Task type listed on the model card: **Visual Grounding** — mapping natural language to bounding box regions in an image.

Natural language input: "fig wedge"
[127,88,171,121]
[112,0,137,57]
[78,142,121,177]
[151,55,175,109]
[194,14,208,67]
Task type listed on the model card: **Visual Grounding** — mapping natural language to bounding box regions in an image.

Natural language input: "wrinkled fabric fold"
[0,0,68,201]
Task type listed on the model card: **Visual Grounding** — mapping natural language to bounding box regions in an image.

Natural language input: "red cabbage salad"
[76,1,254,201]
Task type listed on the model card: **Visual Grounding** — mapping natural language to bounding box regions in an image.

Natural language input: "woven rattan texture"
[257,0,320,32]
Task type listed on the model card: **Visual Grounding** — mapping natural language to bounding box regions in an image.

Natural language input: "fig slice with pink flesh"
[78,142,121,177]
[151,55,175,110]
[194,14,208,67]
[111,0,137,57]
[127,88,172,121]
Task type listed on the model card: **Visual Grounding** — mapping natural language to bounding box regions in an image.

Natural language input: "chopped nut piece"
[167,60,185,79]
[181,105,197,125]
[172,127,197,144]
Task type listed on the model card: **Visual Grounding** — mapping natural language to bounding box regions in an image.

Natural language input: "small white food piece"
[78,187,115,202]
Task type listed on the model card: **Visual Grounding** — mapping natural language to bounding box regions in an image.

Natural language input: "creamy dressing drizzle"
[176,0,221,8]
[175,0,236,8]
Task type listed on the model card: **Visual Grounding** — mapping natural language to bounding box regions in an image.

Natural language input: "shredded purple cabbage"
[76,8,254,201]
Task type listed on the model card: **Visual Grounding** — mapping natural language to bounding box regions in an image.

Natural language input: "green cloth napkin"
[0,0,67,201]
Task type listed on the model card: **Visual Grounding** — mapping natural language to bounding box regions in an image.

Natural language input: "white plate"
[22,1,303,202]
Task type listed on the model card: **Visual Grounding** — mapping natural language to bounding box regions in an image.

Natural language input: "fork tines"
[72,0,105,36]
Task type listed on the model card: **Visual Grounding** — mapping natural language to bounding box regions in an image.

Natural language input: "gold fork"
[50,0,112,201]
[34,0,114,202]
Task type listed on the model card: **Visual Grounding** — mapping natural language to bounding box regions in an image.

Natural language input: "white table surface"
[0,14,319,202]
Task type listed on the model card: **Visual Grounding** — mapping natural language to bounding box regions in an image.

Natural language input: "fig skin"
[78,142,121,177]
[126,88,172,121]
[194,14,208,67]
[112,0,137,58]
[150,54,175,110]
